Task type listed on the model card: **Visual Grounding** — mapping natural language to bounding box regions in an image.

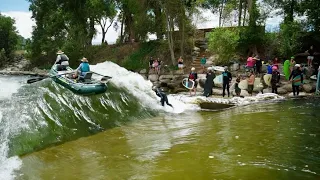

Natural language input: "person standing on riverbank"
[247,70,255,96]
[55,50,69,71]
[255,56,262,75]
[306,45,315,67]
[178,56,184,72]
[290,64,303,96]
[290,56,296,73]
[222,66,232,97]
[271,66,280,94]
[200,55,207,73]
[188,67,198,96]
[203,67,215,97]
[235,75,241,97]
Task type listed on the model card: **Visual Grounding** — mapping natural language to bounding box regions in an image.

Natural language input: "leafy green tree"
[0,14,19,55]
[208,28,240,64]
[0,14,19,64]
[279,21,303,58]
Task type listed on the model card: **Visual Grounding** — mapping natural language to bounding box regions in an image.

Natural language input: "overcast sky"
[0,0,282,44]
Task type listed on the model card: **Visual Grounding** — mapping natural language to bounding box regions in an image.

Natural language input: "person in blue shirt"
[74,57,90,78]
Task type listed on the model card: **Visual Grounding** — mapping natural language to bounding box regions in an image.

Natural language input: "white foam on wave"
[0,111,23,180]
[0,76,24,100]
[91,61,196,113]
[169,93,284,107]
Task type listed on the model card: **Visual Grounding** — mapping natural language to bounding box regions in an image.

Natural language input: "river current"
[0,62,319,179]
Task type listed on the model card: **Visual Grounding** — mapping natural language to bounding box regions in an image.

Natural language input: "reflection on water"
[20,99,320,179]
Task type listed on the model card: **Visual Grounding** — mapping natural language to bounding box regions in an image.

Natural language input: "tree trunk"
[218,0,225,27]
[87,17,95,46]
[179,6,185,58]
[120,13,124,44]
[165,12,176,66]
[155,7,164,40]
[243,0,247,26]
[238,0,243,26]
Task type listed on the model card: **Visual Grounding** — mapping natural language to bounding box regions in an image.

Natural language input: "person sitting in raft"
[289,64,303,96]
[55,50,69,71]
[74,57,90,79]
[271,66,280,94]
[188,67,198,96]
[154,88,173,107]
[247,70,255,96]
[222,66,232,97]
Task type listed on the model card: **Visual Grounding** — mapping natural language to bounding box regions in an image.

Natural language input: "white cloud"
[2,11,35,38]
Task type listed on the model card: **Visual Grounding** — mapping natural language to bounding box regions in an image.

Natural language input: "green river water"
[19,99,320,180]
[0,62,319,180]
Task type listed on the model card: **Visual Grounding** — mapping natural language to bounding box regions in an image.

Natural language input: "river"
[0,62,319,179]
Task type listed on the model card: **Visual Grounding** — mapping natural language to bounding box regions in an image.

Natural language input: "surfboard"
[310,75,317,80]
[213,74,223,84]
[182,78,194,89]
[212,66,225,72]
[316,70,320,95]
[292,75,302,86]
[283,60,290,80]
[238,78,263,90]
[263,74,272,86]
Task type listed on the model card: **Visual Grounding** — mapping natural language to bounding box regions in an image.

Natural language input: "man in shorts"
[307,45,315,67]
[247,70,255,96]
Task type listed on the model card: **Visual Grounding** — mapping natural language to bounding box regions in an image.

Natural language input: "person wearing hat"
[222,66,232,97]
[289,56,296,73]
[203,67,215,97]
[289,64,303,96]
[271,66,280,94]
[74,57,90,79]
[188,67,198,96]
[55,50,69,71]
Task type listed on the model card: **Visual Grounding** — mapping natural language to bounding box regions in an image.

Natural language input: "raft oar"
[90,71,112,81]
[27,71,75,84]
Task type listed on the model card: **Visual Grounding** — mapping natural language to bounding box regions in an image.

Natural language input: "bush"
[279,21,303,58]
[208,28,240,65]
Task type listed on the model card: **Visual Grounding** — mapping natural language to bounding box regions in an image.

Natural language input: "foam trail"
[91,61,195,113]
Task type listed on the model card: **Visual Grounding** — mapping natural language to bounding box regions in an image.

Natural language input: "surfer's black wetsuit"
[222,71,232,97]
[155,88,173,107]
[289,69,303,96]
[271,71,280,94]
[204,72,215,97]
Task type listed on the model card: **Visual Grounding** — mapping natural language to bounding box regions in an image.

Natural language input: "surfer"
[188,67,198,96]
[222,66,232,97]
[247,70,255,96]
[203,67,215,97]
[155,88,173,107]
[55,50,69,71]
[289,64,303,96]
[271,66,280,94]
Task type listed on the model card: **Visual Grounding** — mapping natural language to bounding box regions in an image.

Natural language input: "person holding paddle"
[289,64,303,96]
[55,50,69,71]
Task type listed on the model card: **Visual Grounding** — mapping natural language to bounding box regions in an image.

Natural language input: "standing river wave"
[0,62,319,179]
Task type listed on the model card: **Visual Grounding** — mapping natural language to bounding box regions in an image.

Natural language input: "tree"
[208,28,240,64]
[0,14,19,63]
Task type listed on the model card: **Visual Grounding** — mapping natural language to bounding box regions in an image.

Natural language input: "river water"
[0,62,319,179]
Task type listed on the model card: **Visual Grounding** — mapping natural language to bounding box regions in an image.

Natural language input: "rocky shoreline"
[141,64,318,97]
